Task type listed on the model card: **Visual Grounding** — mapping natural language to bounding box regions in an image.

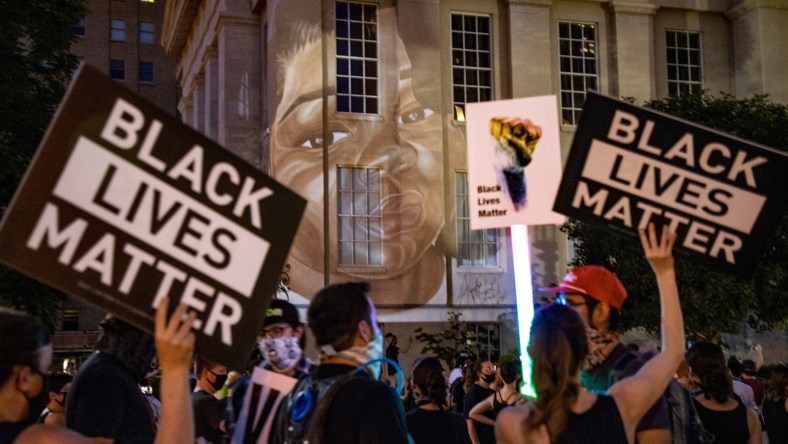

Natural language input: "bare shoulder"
[15,424,93,444]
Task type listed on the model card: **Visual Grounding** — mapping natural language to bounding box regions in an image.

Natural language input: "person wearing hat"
[257,299,315,378]
[541,264,673,444]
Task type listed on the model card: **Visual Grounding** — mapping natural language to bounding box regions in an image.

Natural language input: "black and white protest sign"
[0,65,306,369]
[554,91,788,276]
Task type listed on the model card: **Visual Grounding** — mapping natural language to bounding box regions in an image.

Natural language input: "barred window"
[558,22,597,125]
[456,172,499,267]
[337,166,382,266]
[335,2,378,114]
[451,13,492,120]
[666,31,702,96]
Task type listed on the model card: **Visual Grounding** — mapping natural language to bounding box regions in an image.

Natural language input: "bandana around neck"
[584,328,620,370]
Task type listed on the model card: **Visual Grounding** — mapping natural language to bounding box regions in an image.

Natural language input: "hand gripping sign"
[0,65,306,370]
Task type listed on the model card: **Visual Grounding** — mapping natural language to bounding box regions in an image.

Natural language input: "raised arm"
[154,298,197,444]
[608,224,684,436]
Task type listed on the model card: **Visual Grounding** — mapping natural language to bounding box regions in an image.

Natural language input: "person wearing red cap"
[541,253,672,443]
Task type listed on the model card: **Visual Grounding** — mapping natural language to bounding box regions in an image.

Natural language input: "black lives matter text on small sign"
[0,65,306,370]
[554,91,788,277]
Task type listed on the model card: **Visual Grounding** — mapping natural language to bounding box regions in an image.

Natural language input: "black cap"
[264,299,300,328]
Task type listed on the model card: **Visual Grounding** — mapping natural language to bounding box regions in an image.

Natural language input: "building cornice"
[161,0,201,57]
[727,0,788,20]
[605,0,660,15]
[506,0,554,8]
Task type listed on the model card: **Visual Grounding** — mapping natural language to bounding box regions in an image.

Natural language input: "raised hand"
[638,222,677,276]
[154,297,196,373]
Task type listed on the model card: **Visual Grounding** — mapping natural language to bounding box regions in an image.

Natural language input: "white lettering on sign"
[581,141,765,234]
[52,136,269,297]
[100,98,274,229]
[26,202,243,346]
[607,109,768,188]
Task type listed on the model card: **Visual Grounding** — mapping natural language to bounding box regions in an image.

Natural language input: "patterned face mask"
[319,329,385,379]
[584,327,619,370]
[258,336,302,372]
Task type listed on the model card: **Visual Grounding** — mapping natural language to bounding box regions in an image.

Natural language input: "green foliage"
[564,92,788,340]
[414,311,478,369]
[0,0,88,327]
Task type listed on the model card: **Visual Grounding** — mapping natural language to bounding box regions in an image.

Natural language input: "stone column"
[217,12,262,167]
[204,48,220,142]
[605,0,658,100]
[191,74,205,133]
[727,0,788,103]
[506,0,554,97]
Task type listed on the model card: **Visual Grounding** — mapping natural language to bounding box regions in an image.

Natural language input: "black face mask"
[483,373,496,384]
[209,370,228,391]
[24,372,49,425]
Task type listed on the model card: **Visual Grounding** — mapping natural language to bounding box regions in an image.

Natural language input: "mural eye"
[396,107,434,125]
[298,131,349,148]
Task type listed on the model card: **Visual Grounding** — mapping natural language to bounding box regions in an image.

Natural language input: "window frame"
[110,18,126,42]
[558,21,598,126]
[450,12,493,121]
[109,59,125,80]
[335,1,379,115]
[455,171,501,269]
[666,30,703,97]
[138,61,154,84]
[139,21,155,44]
[336,165,383,267]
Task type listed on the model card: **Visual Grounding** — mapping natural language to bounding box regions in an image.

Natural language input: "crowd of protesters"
[2,223,787,444]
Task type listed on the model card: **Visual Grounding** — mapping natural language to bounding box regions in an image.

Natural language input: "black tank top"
[0,422,27,444]
[491,390,517,417]
[554,394,628,444]
[693,397,749,444]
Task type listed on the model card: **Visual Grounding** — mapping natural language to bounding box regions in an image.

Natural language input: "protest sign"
[232,367,297,443]
[554,91,788,276]
[0,64,306,369]
[466,96,565,230]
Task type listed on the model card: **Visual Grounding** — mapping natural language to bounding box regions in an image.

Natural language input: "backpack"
[666,379,713,444]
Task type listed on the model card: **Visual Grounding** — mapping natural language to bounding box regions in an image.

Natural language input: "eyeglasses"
[557,294,587,308]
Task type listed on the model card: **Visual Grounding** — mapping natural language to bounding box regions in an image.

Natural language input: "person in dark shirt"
[384,333,412,387]
[462,359,496,444]
[192,355,228,444]
[407,357,470,444]
[273,282,409,443]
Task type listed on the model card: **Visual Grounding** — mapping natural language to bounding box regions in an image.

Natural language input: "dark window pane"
[467,69,478,85]
[366,98,377,113]
[479,87,491,101]
[351,78,363,94]
[453,68,464,84]
[677,32,688,47]
[560,56,571,72]
[479,70,491,87]
[585,59,596,74]
[667,48,676,64]
[465,34,477,50]
[349,3,363,20]
[666,32,676,46]
[350,22,362,39]
[571,24,582,39]
[587,77,597,91]
[467,88,478,103]
[337,39,348,55]
[478,17,490,33]
[690,67,701,81]
[467,51,477,67]
[336,2,348,20]
[689,33,699,47]
[451,14,462,30]
[337,59,348,75]
[365,79,377,95]
[363,4,375,21]
[351,59,363,76]
[689,50,700,65]
[337,95,349,112]
[336,21,348,39]
[453,49,464,66]
[351,96,364,113]
[351,40,362,56]
[478,34,490,51]
[364,24,376,40]
[562,109,573,124]
[452,32,463,49]
[678,50,688,64]
[464,16,476,32]
[365,42,376,58]
[478,52,490,68]
[338,77,349,94]
[453,87,465,103]
[559,22,570,38]
[364,61,376,77]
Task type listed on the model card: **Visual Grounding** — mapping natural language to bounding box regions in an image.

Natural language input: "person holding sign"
[0,298,196,444]
[495,224,684,444]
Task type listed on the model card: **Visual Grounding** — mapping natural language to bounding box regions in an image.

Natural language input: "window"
[558,22,598,125]
[111,19,126,41]
[139,21,155,44]
[139,62,154,83]
[456,172,499,267]
[666,31,702,97]
[337,166,382,266]
[62,309,79,331]
[451,14,492,120]
[335,1,378,114]
[109,59,125,80]
[73,16,86,37]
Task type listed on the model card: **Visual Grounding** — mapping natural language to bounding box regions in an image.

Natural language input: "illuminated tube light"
[511,224,536,398]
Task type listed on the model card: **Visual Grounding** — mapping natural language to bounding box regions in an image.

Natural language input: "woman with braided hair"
[406,357,470,444]
[496,223,685,443]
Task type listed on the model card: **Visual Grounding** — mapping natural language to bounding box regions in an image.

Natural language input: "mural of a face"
[271,27,445,304]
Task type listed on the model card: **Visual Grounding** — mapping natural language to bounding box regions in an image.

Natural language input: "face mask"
[24,372,49,425]
[321,329,384,379]
[209,370,228,391]
[483,373,497,384]
[258,336,302,372]
[584,327,619,370]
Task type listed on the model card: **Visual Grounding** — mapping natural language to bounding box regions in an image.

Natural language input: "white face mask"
[320,329,384,379]
[258,336,302,372]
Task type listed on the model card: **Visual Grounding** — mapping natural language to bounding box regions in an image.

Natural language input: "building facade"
[161,0,788,363]
[52,0,179,369]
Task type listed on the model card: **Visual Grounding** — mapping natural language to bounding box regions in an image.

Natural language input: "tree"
[0,0,88,330]
[565,92,788,341]
[414,311,479,369]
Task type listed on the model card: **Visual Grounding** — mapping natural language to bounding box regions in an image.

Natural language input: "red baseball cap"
[540,265,628,309]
